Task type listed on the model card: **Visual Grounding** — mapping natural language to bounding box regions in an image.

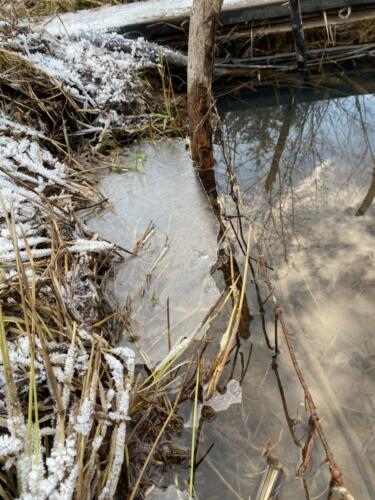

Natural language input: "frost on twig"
[0,317,134,499]
[99,349,134,500]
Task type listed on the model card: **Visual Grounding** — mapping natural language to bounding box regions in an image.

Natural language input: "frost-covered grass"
[0,115,112,265]
[0,22,149,500]
[0,111,136,498]
[1,30,157,128]
[0,25,184,139]
[0,14,186,500]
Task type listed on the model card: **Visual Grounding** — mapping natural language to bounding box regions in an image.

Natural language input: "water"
[86,139,219,366]
[88,88,375,498]
[190,93,375,499]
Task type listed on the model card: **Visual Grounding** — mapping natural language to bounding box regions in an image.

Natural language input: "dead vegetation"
[1,2,374,499]
[4,1,142,20]
[0,19,186,499]
[0,45,260,494]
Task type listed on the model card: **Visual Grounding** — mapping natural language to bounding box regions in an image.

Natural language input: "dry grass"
[0,213,132,498]
[0,19,188,499]
[1,2,370,498]
[4,1,142,20]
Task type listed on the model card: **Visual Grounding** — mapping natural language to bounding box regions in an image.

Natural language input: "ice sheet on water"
[206,379,242,412]
[184,380,242,430]
[87,139,220,365]
[145,484,189,500]
[38,0,257,38]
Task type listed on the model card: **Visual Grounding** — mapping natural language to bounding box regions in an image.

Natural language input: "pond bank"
[0,21,185,499]
[1,3,375,499]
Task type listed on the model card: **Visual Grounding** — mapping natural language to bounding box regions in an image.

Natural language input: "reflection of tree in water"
[354,96,375,216]
[212,91,375,498]
[219,93,375,262]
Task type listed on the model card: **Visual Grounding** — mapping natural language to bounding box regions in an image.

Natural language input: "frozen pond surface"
[87,139,219,366]
[39,0,282,38]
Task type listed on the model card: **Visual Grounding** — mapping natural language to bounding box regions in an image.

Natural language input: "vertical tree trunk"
[187,0,223,174]
[289,0,307,70]
[265,97,297,193]
[356,166,375,216]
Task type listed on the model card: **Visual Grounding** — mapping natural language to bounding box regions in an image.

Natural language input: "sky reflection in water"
[193,93,375,499]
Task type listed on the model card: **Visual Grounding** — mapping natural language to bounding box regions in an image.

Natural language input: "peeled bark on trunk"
[187,0,223,172]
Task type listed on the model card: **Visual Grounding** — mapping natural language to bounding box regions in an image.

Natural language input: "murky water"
[189,93,375,499]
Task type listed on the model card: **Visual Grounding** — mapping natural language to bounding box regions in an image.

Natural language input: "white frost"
[74,398,93,436]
